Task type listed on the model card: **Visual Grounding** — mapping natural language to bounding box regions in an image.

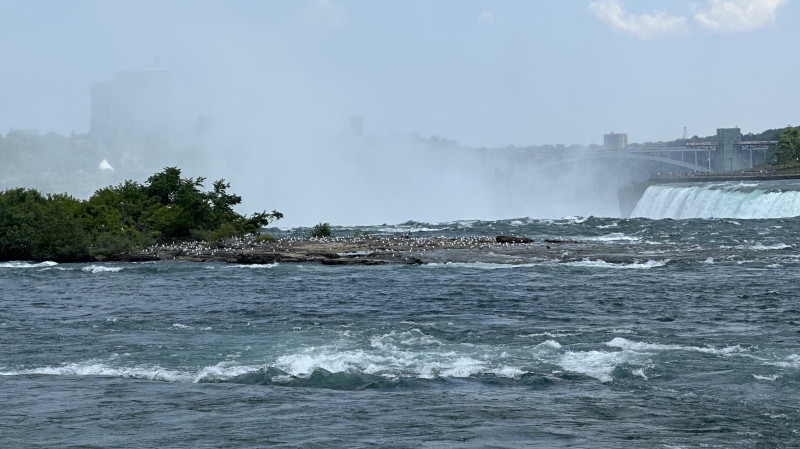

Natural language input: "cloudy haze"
[1,0,798,226]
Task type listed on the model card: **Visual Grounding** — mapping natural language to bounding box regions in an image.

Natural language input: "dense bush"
[0,167,282,261]
[310,222,332,238]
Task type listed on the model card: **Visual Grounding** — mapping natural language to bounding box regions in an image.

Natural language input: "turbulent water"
[3,183,800,448]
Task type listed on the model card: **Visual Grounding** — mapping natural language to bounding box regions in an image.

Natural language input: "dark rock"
[496,235,533,244]
[235,253,280,264]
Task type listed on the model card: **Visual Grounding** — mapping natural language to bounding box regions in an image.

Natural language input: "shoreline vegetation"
[0,167,282,263]
[0,165,549,265]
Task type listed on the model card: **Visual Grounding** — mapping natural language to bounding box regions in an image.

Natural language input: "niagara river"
[2,180,800,448]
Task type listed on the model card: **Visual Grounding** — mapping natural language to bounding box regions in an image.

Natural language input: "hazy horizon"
[2,1,798,227]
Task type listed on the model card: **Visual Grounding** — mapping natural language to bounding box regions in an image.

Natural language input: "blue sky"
[1,0,798,147]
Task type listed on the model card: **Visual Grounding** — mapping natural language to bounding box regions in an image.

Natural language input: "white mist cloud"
[694,0,787,32]
[588,0,688,38]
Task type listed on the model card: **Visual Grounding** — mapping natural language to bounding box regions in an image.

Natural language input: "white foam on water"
[703,257,715,264]
[607,337,747,355]
[519,331,579,338]
[424,262,542,270]
[235,263,279,269]
[586,233,641,243]
[537,340,562,350]
[766,354,800,369]
[193,360,260,382]
[272,329,532,380]
[274,348,382,377]
[0,362,194,382]
[739,243,792,251]
[0,261,58,269]
[752,374,782,381]
[607,337,683,351]
[564,259,667,269]
[171,323,191,329]
[82,265,123,273]
[558,350,632,383]
[369,329,440,351]
[435,356,488,378]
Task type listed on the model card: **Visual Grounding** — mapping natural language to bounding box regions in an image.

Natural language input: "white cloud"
[694,0,788,32]
[588,0,688,38]
[478,10,495,24]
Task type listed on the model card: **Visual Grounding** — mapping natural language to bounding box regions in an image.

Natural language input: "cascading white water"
[631,183,800,219]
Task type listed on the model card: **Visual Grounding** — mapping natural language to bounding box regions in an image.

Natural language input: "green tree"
[0,188,47,260]
[0,167,283,261]
[32,194,91,261]
[311,222,332,238]
[777,126,800,165]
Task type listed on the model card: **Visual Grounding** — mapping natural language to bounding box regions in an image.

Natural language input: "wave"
[424,261,542,270]
[632,183,800,219]
[4,334,785,390]
[234,263,279,269]
[0,261,58,269]
[564,259,667,269]
[584,232,641,243]
[606,337,747,355]
[82,265,123,273]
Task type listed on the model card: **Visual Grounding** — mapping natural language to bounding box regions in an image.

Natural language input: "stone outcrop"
[495,236,533,244]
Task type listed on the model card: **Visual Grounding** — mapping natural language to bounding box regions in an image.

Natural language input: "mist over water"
[214,130,630,227]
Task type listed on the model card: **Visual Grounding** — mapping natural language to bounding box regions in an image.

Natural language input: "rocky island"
[118,235,547,265]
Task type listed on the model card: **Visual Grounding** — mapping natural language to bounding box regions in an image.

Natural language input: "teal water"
[2,214,800,448]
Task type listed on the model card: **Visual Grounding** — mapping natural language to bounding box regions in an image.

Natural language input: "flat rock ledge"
[110,235,547,265]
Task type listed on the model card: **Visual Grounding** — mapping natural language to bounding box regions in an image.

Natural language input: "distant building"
[714,127,742,172]
[603,132,627,149]
[90,65,170,167]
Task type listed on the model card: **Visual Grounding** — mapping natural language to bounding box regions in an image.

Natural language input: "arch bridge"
[507,148,714,174]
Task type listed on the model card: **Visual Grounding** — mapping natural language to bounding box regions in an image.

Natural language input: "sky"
[1,0,799,226]
[1,0,797,146]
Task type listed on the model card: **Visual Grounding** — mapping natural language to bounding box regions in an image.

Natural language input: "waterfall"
[631,183,800,219]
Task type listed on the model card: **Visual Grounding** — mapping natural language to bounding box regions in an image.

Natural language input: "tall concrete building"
[603,132,628,149]
[90,65,169,167]
[713,128,742,172]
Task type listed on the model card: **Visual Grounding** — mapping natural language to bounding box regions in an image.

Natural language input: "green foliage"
[254,234,276,243]
[0,166,282,261]
[205,222,240,245]
[0,188,48,260]
[311,222,332,238]
[777,126,800,165]
[0,189,93,261]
